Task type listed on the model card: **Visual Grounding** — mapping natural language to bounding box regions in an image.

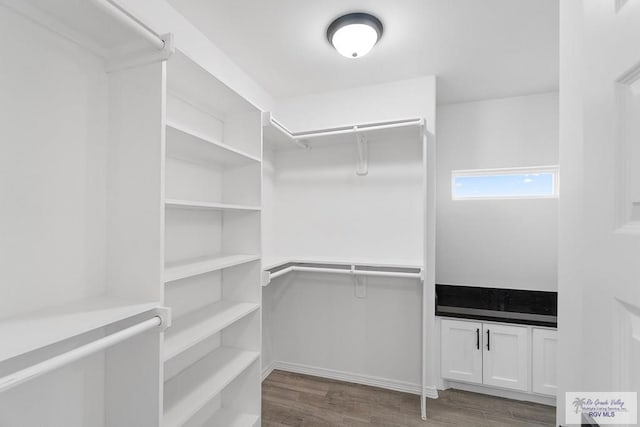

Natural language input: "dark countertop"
[435,284,557,327]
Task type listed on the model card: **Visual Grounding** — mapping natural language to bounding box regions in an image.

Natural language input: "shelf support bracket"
[294,139,310,149]
[354,270,367,298]
[355,127,368,176]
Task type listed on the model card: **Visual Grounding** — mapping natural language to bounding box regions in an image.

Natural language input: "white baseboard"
[262,361,275,381]
[445,381,556,406]
[263,360,438,399]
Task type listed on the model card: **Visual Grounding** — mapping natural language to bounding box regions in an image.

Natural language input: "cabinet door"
[482,324,528,391]
[441,319,483,384]
[532,328,557,396]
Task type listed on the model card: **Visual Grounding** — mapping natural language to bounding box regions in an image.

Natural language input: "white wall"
[275,76,436,136]
[262,76,438,395]
[0,5,108,318]
[119,0,275,112]
[270,136,424,262]
[436,93,559,291]
[263,135,426,391]
[265,271,423,390]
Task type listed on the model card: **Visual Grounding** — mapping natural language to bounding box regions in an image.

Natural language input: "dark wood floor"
[262,370,556,427]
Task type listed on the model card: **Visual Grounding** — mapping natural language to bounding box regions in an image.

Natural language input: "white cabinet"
[441,319,483,384]
[441,319,553,395]
[532,328,558,396]
[482,324,529,391]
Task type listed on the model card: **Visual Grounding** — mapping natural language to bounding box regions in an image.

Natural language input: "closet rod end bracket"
[160,33,175,59]
[153,306,172,330]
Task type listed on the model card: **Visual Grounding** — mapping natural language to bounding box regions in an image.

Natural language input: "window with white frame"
[452,166,559,200]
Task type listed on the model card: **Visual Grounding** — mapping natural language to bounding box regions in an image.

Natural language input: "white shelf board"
[163,347,259,427]
[262,257,293,271]
[166,121,260,168]
[165,199,260,212]
[4,0,162,59]
[164,301,259,361]
[167,50,258,118]
[262,256,423,287]
[204,408,260,427]
[0,297,159,363]
[263,113,423,151]
[165,254,260,283]
[263,256,423,270]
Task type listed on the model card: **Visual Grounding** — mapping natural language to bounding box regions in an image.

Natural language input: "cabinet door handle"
[476,328,480,350]
[486,329,490,351]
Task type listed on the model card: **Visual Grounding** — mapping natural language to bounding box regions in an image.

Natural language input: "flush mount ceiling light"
[327,13,383,59]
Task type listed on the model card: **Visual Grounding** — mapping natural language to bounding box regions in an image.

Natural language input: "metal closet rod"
[0,315,162,393]
[90,0,165,49]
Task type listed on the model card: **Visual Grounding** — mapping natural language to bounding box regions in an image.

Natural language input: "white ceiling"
[166,0,558,105]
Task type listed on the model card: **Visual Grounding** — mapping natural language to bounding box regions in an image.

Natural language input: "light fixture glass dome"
[327,13,383,59]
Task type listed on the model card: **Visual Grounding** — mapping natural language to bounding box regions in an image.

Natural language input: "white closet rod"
[270,118,309,149]
[0,315,162,393]
[353,269,421,279]
[89,0,165,49]
[270,266,422,280]
[269,267,295,279]
[293,118,424,140]
[267,115,424,144]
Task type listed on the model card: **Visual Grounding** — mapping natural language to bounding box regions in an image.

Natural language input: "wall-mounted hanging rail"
[262,113,424,175]
[263,113,424,146]
[291,117,425,141]
[266,116,310,149]
[265,260,422,284]
[0,311,169,393]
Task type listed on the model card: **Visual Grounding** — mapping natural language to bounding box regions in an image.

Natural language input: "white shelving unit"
[163,49,262,426]
[1,2,263,425]
[0,0,171,425]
